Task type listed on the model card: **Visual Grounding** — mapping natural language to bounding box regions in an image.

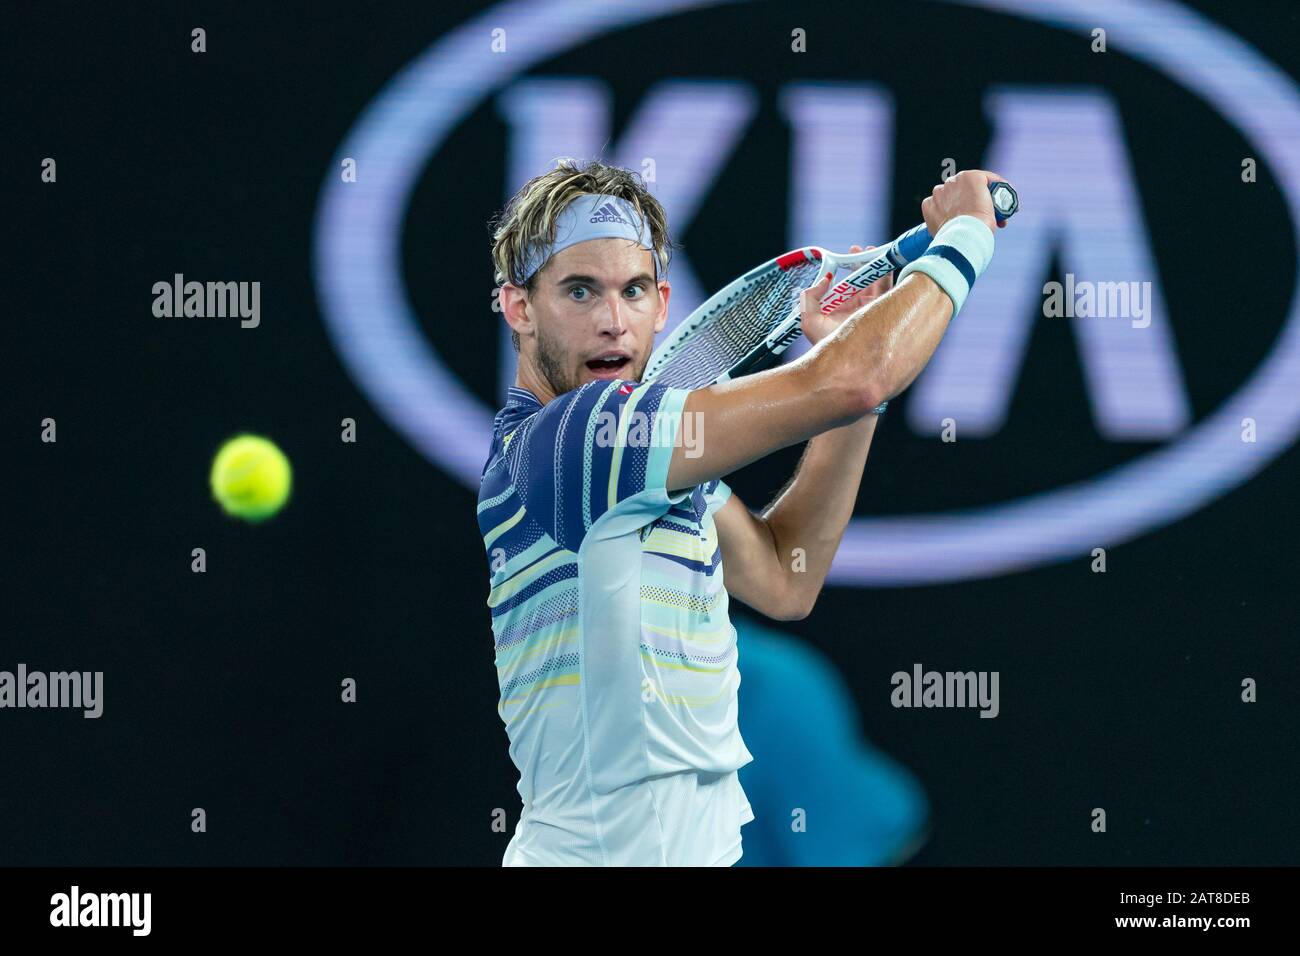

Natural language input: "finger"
[803,269,834,299]
[857,277,892,304]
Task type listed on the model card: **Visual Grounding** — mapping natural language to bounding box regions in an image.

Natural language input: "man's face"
[517,238,669,398]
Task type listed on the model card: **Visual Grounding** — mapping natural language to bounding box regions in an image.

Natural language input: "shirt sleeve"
[506,380,692,551]
[706,478,733,511]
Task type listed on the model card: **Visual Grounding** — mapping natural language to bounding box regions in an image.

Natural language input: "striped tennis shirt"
[477,380,754,866]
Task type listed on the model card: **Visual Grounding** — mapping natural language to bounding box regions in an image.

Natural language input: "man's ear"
[654,280,671,335]
[500,283,532,340]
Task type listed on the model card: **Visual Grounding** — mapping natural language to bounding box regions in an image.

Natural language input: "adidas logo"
[589,202,630,225]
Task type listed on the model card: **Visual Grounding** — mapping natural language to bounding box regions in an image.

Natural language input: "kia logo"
[313,0,1300,585]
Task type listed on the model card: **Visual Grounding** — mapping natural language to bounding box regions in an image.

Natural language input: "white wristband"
[896,215,995,317]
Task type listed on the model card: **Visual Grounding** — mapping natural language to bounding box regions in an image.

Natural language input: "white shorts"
[504,769,754,867]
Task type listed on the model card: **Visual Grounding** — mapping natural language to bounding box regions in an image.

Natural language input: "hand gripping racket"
[643,181,1018,389]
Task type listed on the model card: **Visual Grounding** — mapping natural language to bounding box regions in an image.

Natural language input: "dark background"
[6,0,1299,865]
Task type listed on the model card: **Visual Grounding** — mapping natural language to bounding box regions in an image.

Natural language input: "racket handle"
[990,181,1019,222]
[893,223,932,265]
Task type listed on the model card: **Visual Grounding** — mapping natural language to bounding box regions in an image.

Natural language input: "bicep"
[666,359,865,493]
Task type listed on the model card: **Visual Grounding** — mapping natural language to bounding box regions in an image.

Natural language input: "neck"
[514,359,557,405]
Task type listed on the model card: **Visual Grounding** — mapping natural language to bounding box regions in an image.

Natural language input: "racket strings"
[648,258,823,388]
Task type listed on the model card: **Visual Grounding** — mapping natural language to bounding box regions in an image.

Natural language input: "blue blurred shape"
[734,616,929,866]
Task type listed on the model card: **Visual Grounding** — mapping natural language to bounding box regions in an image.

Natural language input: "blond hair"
[489,158,674,292]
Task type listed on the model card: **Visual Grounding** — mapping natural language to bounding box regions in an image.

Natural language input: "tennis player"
[479,159,1009,865]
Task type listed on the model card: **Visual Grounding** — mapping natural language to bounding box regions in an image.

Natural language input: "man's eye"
[569,286,589,301]
[624,284,645,299]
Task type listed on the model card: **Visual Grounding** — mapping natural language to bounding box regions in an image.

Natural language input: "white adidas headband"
[516,193,664,285]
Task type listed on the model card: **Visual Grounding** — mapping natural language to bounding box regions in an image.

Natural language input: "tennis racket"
[643,181,1019,389]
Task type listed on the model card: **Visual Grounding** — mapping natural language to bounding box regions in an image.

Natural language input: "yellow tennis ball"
[209,434,292,522]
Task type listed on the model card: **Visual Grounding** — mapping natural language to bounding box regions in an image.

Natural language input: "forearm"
[739,270,967,613]
[803,271,954,412]
[761,412,878,614]
[670,187,1005,493]
[670,272,951,490]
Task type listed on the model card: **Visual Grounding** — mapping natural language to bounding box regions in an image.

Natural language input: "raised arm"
[667,168,1006,492]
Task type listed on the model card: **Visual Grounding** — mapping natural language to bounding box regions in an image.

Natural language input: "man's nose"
[596,293,630,334]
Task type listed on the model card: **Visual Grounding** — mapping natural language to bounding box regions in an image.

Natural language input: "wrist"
[896,214,995,318]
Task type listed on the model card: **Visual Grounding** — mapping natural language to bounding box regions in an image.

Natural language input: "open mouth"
[585,354,633,378]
